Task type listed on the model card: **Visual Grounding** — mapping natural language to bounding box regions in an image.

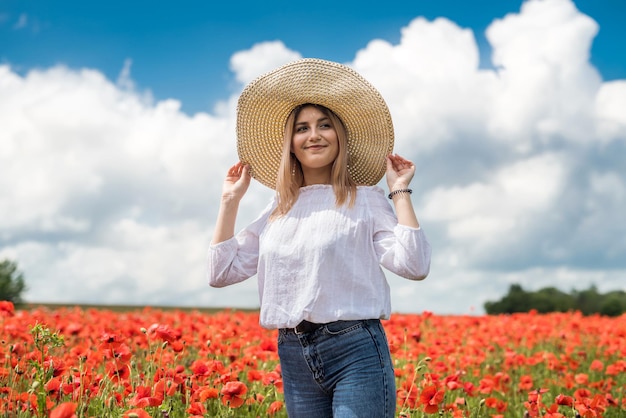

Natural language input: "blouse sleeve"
[207,198,275,287]
[371,191,432,280]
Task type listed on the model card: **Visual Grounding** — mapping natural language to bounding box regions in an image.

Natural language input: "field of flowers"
[0,301,624,417]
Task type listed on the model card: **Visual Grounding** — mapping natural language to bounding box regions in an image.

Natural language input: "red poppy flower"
[555,394,574,406]
[247,369,263,382]
[518,375,533,391]
[196,386,219,402]
[45,377,62,395]
[220,381,248,408]
[463,381,476,397]
[100,331,122,345]
[147,323,179,343]
[543,403,565,418]
[574,388,591,400]
[186,401,206,415]
[0,301,15,316]
[262,370,283,391]
[419,384,444,414]
[105,362,131,381]
[397,379,419,408]
[589,359,604,371]
[190,360,210,377]
[485,397,507,413]
[129,385,162,408]
[574,373,588,385]
[259,338,277,352]
[49,402,77,418]
[43,357,67,377]
[170,340,184,352]
[122,408,151,418]
[268,400,284,416]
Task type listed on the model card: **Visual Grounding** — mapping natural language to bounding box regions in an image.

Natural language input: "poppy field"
[0,301,624,417]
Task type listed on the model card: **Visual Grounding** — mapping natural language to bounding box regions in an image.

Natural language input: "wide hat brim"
[236,58,394,189]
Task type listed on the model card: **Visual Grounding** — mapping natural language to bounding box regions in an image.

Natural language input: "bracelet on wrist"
[388,188,412,199]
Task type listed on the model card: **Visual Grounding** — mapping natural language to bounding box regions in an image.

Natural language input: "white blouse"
[207,184,431,329]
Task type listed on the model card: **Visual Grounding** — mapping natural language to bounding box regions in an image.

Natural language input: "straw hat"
[236,58,394,189]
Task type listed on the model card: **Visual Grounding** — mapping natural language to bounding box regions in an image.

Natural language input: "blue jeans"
[277,319,396,417]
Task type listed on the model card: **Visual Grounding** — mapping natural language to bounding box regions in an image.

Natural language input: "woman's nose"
[309,128,321,140]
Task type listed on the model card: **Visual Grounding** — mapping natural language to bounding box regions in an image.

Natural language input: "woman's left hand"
[385,154,415,191]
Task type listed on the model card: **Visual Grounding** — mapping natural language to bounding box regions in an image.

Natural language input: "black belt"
[288,320,325,334]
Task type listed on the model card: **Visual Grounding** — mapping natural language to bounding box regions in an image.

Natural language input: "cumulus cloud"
[354,17,489,152]
[1,0,624,314]
[0,62,245,306]
[595,81,626,141]
[229,41,302,85]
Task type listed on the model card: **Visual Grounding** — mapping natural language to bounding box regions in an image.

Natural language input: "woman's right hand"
[212,162,251,244]
[222,162,251,202]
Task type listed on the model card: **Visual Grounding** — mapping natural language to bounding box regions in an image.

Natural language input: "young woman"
[208,59,431,417]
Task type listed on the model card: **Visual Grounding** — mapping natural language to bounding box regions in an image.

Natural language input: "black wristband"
[388,188,412,199]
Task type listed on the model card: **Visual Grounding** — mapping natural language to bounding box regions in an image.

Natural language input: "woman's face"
[291,105,339,176]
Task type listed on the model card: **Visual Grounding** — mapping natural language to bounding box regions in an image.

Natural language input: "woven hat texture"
[236,58,394,189]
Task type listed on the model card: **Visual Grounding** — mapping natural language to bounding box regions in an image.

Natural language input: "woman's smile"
[305,144,327,150]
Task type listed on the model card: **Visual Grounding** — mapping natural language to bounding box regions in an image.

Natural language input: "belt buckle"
[294,321,306,335]
[294,320,316,334]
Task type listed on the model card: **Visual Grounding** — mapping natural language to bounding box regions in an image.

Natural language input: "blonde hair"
[271,104,357,219]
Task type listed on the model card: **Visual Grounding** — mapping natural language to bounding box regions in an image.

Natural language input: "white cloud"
[595,80,626,141]
[229,41,302,85]
[353,17,491,152]
[0,61,245,307]
[0,65,234,232]
[423,153,565,242]
[486,0,602,146]
[1,0,625,314]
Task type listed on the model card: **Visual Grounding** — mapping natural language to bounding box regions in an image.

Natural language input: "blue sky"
[2,0,625,114]
[1,0,625,314]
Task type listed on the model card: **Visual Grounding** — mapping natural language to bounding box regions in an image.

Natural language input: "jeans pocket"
[323,320,364,336]
[377,322,391,346]
[277,329,285,345]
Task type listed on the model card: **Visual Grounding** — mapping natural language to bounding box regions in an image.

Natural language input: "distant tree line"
[0,259,27,306]
[484,284,626,316]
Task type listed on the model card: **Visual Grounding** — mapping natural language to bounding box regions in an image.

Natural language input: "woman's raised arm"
[385,154,420,229]
[211,162,251,244]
